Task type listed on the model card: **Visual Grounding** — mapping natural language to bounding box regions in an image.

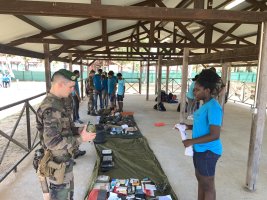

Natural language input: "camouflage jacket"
[86,76,94,94]
[62,96,79,135]
[36,93,82,160]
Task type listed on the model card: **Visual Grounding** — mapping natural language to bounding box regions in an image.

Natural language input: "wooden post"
[246,22,267,191]
[218,62,229,107]
[157,56,162,110]
[80,59,84,100]
[68,53,73,72]
[155,64,158,95]
[166,65,170,93]
[132,62,135,73]
[43,43,51,93]
[146,60,150,101]
[139,61,142,94]
[226,66,231,102]
[180,48,189,123]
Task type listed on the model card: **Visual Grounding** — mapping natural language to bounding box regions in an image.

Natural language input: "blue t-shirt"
[108,76,117,94]
[192,98,223,155]
[117,79,125,95]
[72,80,80,96]
[186,81,195,99]
[102,78,108,91]
[93,74,102,91]
[3,75,11,82]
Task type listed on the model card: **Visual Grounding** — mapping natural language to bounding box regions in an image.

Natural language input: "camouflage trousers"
[88,92,94,113]
[49,160,74,200]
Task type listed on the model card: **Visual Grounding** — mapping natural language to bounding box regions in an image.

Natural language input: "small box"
[102,149,112,155]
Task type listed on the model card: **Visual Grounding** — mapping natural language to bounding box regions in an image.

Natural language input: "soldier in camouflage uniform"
[36,69,96,200]
[86,70,96,115]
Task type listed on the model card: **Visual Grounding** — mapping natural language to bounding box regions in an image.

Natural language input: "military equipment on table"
[87,121,96,133]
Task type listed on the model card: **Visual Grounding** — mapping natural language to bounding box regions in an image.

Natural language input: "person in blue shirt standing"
[116,73,125,112]
[93,68,103,112]
[107,70,117,110]
[182,69,224,200]
[0,71,3,88]
[101,72,108,108]
[2,73,11,88]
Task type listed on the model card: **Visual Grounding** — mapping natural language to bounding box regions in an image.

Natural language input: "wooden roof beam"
[176,0,194,8]
[214,23,241,44]
[1,2,267,23]
[21,38,255,49]
[223,32,257,43]
[163,46,259,65]
[8,18,98,46]
[175,22,199,44]
[198,22,255,45]
[0,43,70,63]
[51,21,149,60]
[78,51,185,56]
[151,0,166,8]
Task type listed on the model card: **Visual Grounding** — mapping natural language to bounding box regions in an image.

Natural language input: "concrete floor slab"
[1,94,267,200]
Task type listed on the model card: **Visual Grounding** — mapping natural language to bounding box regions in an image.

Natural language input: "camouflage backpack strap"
[37,149,53,177]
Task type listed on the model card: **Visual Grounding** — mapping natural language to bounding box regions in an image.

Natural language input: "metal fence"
[124,78,141,94]
[0,93,45,182]
[228,81,256,106]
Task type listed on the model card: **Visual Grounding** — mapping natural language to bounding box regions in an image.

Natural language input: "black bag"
[153,102,166,111]
[33,148,45,172]
[94,130,107,144]
[168,93,173,101]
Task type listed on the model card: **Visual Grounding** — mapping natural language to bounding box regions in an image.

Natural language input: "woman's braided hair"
[196,69,225,97]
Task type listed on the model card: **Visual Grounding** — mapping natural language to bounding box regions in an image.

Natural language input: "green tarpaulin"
[86,136,178,200]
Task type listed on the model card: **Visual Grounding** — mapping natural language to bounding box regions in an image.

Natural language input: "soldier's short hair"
[89,69,95,74]
[108,71,114,76]
[73,70,79,75]
[52,69,76,82]
[98,68,103,74]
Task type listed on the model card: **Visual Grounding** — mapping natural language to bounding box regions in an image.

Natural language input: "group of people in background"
[86,69,125,116]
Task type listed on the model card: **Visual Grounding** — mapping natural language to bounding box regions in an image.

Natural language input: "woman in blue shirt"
[183,69,224,200]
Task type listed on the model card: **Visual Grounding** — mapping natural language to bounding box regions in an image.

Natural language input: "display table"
[85,115,178,200]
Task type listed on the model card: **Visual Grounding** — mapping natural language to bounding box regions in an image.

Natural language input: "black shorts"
[117,95,124,102]
[193,150,220,176]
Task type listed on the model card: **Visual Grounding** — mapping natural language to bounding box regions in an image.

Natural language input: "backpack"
[153,102,166,111]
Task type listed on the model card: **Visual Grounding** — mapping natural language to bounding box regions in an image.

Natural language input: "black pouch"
[33,148,45,172]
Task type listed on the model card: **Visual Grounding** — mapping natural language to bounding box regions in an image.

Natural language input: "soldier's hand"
[80,125,96,142]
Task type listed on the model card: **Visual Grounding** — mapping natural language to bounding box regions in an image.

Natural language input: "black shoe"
[87,111,91,115]
[73,161,76,165]
[74,150,86,159]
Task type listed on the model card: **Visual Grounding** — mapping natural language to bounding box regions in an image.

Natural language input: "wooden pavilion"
[0,0,266,191]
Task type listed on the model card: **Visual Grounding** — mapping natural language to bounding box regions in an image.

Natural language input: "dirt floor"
[0,82,267,200]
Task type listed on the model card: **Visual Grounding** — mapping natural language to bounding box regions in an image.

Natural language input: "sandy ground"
[0,82,46,176]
